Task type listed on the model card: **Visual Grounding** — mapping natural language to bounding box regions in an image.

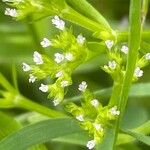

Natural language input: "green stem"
[62,6,114,39]
[15,95,67,118]
[112,0,142,149]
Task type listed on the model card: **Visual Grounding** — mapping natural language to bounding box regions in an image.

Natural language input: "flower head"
[53,99,60,106]
[40,38,51,48]
[145,53,150,60]
[77,34,86,45]
[78,81,87,92]
[52,16,65,30]
[39,84,48,92]
[65,52,74,61]
[61,80,69,87]
[5,8,17,17]
[134,67,143,78]
[86,140,96,150]
[91,99,99,107]
[55,71,63,78]
[29,74,36,83]
[109,106,120,116]
[54,53,64,63]
[76,114,84,122]
[22,63,31,72]
[33,51,43,65]
[121,45,128,54]
[108,60,117,70]
[105,40,114,50]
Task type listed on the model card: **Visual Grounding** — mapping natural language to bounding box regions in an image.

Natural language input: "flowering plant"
[0,0,150,150]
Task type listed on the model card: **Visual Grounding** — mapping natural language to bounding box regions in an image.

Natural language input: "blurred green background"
[0,0,150,150]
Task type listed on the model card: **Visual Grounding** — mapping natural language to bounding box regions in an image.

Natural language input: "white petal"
[93,123,103,131]
[39,84,48,92]
[5,8,17,17]
[29,74,36,83]
[105,40,114,50]
[86,140,96,150]
[65,52,74,61]
[77,35,86,45]
[40,38,51,48]
[78,81,87,92]
[33,51,43,65]
[55,71,63,78]
[61,80,69,87]
[52,15,65,30]
[145,53,150,60]
[22,63,31,72]
[76,115,84,122]
[108,60,117,70]
[91,99,99,107]
[54,53,64,63]
[134,67,143,78]
[53,99,60,106]
[109,106,120,116]
[121,45,128,54]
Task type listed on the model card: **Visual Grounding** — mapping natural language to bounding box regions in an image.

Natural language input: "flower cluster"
[103,40,150,82]
[66,81,120,149]
[22,16,89,106]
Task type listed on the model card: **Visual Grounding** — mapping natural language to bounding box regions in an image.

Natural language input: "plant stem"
[15,95,67,118]
[112,0,142,149]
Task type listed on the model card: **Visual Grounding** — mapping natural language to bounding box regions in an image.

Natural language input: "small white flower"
[54,53,64,63]
[55,71,63,78]
[76,115,84,122]
[77,34,86,45]
[108,60,117,70]
[93,123,103,131]
[109,106,120,116]
[33,51,43,65]
[91,99,99,107]
[52,15,65,30]
[39,84,48,92]
[78,81,87,92]
[134,67,143,78]
[61,80,69,87]
[40,38,52,48]
[53,99,60,106]
[121,45,129,54]
[5,8,17,17]
[105,40,114,50]
[86,140,96,150]
[65,52,74,61]
[145,53,150,60]
[29,74,36,83]
[22,63,31,72]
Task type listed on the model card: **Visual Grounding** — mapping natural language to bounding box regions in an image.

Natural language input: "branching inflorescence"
[3,0,150,149]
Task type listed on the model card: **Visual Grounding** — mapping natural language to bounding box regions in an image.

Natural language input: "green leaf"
[65,0,111,30]
[0,111,21,140]
[0,118,83,150]
[121,129,150,146]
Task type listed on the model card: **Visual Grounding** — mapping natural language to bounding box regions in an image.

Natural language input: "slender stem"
[15,95,67,118]
[112,1,142,149]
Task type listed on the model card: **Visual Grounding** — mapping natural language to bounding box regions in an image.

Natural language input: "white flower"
[134,67,143,78]
[22,63,31,72]
[77,34,86,45]
[65,52,74,61]
[61,80,69,87]
[76,115,84,122]
[93,123,103,131]
[78,81,87,92]
[33,51,43,65]
[54,53,64,63]
[91,99,99,107]
[52,16,65,30]
[40,38,51,48]
[109,106,120,116]
[145,53,150,60]
[86,140,96,150]
[29,74,36,83]
[108,60,117,70]
[53,99,60,106]
[55,71,63,78]
[39,84,48,92]
[121,45,128,54]
[105,40,114,50]
[5,8,17,17]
